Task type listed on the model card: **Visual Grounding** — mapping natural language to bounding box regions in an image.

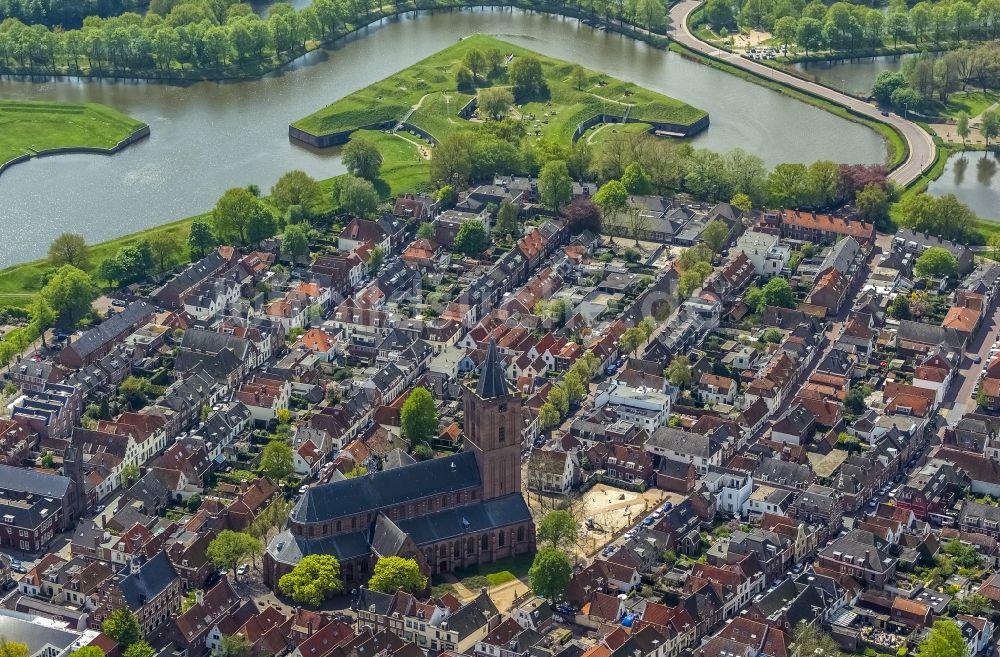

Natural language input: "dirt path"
[393,132,431,159]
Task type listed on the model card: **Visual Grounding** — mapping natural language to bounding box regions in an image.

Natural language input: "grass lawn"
[447,553,534,590]
[583,121,654,146]
[0,129,427,308]
[292,34,707,144]
[0,100,146,168]
[936,91,1000,120]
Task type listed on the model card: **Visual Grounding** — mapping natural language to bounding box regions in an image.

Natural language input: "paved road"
[668,0,937,186]
[940,298,1000,424]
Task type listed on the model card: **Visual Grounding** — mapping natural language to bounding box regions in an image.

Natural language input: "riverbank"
[0,101,148,175]
[0,129,424,308]
[291,34,708,148]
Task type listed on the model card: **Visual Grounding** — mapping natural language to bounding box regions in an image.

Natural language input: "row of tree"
[0,0,668,77]
[705,0,1000,56]
[871,43,1000,113]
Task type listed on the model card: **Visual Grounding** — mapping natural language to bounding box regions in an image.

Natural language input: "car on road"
[975,354,982,364]
[642,516,655,526]
[880,110,890,116]
[111,299,127,307]
[601,546,616,557]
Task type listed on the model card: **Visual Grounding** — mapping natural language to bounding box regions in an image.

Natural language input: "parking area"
[576,484,672,557]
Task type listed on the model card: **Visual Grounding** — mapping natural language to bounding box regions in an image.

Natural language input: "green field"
[292,34,707,144]
[0,101,146,168]
[0,129,426,308]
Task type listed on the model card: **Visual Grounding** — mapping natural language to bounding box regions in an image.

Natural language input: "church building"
[264,341,536,588]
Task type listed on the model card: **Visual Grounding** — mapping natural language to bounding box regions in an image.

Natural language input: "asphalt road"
[668,0,937,187]
[940,297,1000,424]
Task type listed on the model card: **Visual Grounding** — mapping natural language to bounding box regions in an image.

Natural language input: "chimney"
[196,590,204,606]
[308,620,314,636]
[130,558,141,575]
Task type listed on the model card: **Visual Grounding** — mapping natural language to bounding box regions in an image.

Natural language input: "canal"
[0,7,888,266]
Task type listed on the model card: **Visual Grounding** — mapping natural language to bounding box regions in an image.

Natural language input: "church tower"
[464,340,522,501]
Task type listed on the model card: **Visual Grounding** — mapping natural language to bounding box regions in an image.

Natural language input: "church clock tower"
[464,340,522,501]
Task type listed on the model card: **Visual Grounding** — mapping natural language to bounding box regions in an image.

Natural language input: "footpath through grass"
[0,101,146,168]
[0,131,426,308]
[293,34,707,143]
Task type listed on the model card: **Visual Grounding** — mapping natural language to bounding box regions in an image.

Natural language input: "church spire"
[476,339,509,399]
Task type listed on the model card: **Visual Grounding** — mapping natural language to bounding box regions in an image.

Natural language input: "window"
[517,526,525,542]
[498,426,505,443]
[498,531,505,547]
[481,534,489,550]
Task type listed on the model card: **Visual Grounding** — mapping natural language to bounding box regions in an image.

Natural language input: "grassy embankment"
[0,100,146,169]
[0,129,423,308]
[292,34,707,145]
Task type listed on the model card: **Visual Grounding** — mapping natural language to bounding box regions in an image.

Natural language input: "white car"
[236,563,250,576]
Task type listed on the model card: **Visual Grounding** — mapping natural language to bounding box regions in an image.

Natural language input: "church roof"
[394,495,533,545]
[291,451,481,523]
[476,339,509,399]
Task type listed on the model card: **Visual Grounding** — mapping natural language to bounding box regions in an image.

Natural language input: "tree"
[871,71,908,106]
[916,620,968,657]
[914,246,958,278]
[537,510,578,549]
[207,530,263,573]
[102,609,141,649]
[594,180,629,241]
[855,183,889,224]
[792,622,845,657]
[495,199,519,238]
[723,194,750,216]
[401,386,437,447]
[368,556,428,593]
[270,170,323,213]
[259,440,293,481]
[774,16,797,51]
[705,0,735,29]
[539,160,572,211]
[621,162,653,195]
[68,648,105,657]
[571,64,587,89]
[212,187,272,246]
[41,265,97,330]
[188,219,215,260]
[342,137,383,181]
[761,277,795,309]
[147,232,181,273]
[0,644,28,657]
[666,356,692,388]
[417,222,435,240]
[528,547,572,600]
[278,554,343,606]
[215,635,253,657]
[337,175,379,218]
[462,49,486,80]
[48,233,88,269]
[980,109,1000,147]
[562,197,601,235]
[620,327,644,357]
[761,328,784,343]
[281,224,310,263]
[477,87,515,120]
[122,644,154,657]
[453,221,488,257]
[539,402,561,429]
[897,193,976,242]
[119,463,140,488]
[795,17,824,55]
[508,56,547,100]
[367,246,385,271]
[956,111,970,148]
[701,219,729,253]
[844,386,868,415]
